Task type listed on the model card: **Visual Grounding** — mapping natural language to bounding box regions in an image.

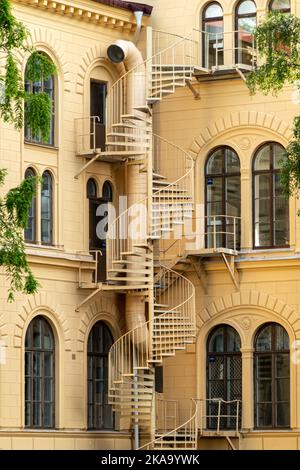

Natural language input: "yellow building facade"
[0,0,300,451]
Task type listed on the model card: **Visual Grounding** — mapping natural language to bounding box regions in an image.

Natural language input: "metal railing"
[106,32,196,136]
[204,215,241,252]
[108,265,196,408]
[106,133,194,277]
[75,28,257,156]
[157,215,241,264]
[78,250,103,287]
[196,399,242,435]
[156,395,179,434]
[193,28,257,70]
[75,115,101,154]
[139,399,198,450]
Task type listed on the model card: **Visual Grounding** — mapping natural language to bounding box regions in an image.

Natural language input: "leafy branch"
[246,11,300,198]
[0,0,57,135]
[0,1,58,301]
[0,169,41,301]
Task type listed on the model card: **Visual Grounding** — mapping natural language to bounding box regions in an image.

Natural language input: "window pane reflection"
[255,323,290,428]
[253,143,289,248]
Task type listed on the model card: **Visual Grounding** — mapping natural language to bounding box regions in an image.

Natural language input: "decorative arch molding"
[14,292,71,350]
[77,295,123,352]
[189,111,292,159]
[198,290,300,337]
[76,45,122,95]
[14,28,71,93]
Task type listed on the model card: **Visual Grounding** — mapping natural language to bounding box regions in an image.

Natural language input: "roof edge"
[92,1,153,16]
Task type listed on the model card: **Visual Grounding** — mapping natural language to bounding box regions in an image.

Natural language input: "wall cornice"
[14,0,148,32]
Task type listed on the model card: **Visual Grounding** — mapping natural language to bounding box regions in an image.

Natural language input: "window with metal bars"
[207,325,242,430]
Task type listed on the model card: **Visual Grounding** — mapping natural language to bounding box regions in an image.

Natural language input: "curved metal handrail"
[108,264,195,392]
[138,399,198,450]
[106,132,194,274]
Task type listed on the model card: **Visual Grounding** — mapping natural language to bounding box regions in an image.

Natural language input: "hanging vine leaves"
[0,170,41,301]
[0,0,57,132]
[246,11,300,197]
[24,51,57,141]
[0,0,57,300]
[0,0,28,127]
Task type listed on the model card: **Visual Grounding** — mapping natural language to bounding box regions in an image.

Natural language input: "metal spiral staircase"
[103,30,199,449]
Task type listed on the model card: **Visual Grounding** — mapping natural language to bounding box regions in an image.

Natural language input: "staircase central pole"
[146,25,156,446]
[133,347,139,450]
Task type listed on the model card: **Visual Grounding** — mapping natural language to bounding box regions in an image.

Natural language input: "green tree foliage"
[246,11,300,197]
[0,0,56,300]
[0,169,40,301]
[0,0,28,128]
[25,51,57,141]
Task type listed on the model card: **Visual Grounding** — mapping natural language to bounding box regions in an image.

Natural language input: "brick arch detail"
[77,296,123,352]
[14,27,71,92]
[198,290,300,336]
[14,292,70,349]
[76,43,121,95]
[189,111,292,158]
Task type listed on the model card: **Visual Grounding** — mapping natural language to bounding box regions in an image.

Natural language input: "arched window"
[87,321,114,430]
[205,147,241,250]
[253,142,289,248]
[41,171,53,245]
[202,2,224,68]
[102,181,113,202]
[87,178,98,199]
[269,0,290,13]
[255,323,290,428]
[24,53,55,146]
[207,325,242,429]
[25,316,55,428]
[235,1,257,65]
[24,167,37,243]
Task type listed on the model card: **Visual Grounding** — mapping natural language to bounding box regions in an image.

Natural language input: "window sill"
[14,428,124,435]
[239,247,293,255]
[24,141,58,151]
[25,245,95,263]
[249,428,291,433]
[25,243,64,251]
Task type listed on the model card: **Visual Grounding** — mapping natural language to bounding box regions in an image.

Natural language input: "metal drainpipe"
[107,10,146,452]
[133,11,143,45]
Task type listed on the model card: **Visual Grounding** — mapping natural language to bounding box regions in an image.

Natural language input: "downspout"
[133,11,143,45]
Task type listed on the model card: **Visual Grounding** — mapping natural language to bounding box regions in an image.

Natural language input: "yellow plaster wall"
[140,0,300,449]
[2,0,300,450]
[0,0,133,450]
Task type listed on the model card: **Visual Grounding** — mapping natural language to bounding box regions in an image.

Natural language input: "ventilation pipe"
[107,9,145,109]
